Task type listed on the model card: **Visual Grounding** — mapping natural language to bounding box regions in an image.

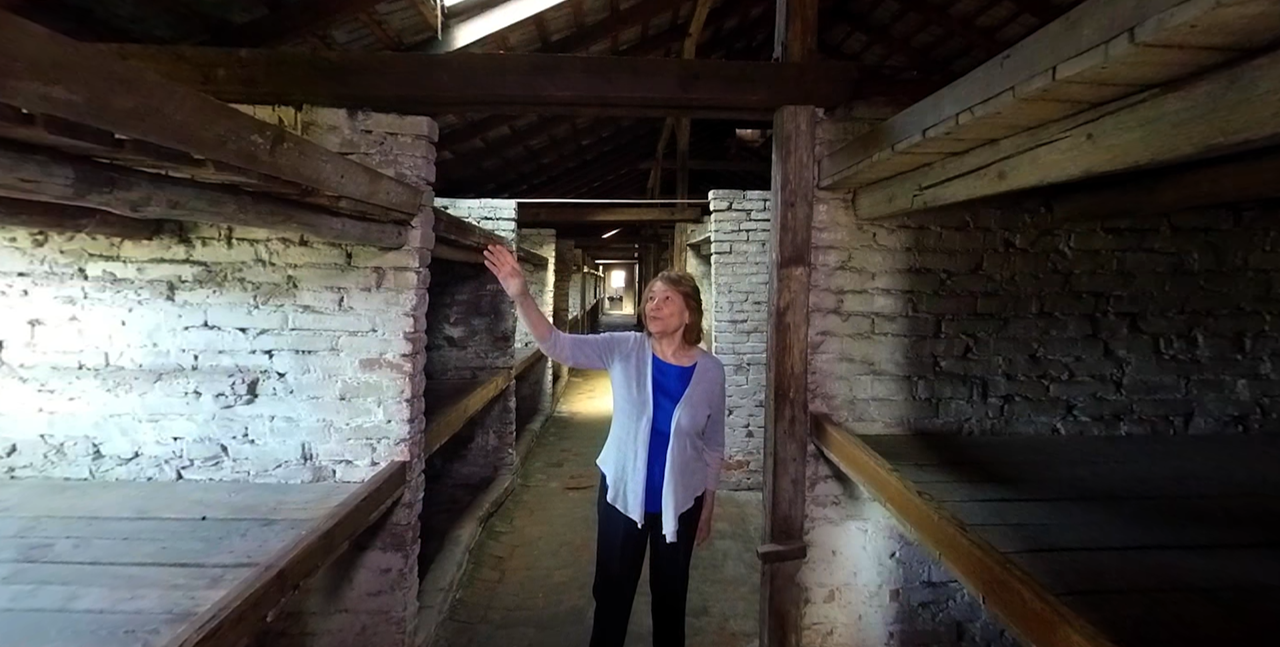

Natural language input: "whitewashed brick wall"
[516,229,556,350]
[709,190,770,490]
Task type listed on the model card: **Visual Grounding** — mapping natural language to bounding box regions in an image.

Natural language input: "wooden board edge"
[424,372,514,457]
[811,415,1119,647]
[513,348,547,378]
[164,460,409,647]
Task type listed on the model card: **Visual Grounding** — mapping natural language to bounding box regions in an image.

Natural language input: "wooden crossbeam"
[166,460,408,647]
[0,12,422,216]
[106,47,906,118]
[519,206,703,225]
[0,143,406,248]
[852,46,1280,219]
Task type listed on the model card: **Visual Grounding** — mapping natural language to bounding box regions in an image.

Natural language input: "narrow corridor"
[433,368,761,647]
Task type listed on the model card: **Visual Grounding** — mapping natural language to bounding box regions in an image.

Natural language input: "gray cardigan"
[542,327,726,542]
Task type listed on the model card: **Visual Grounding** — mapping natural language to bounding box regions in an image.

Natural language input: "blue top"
[646,354,697,514]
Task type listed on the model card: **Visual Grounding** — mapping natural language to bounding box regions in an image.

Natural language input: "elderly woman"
[484,244,726,647]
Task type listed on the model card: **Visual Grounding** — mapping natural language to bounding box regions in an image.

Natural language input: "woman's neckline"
[652,351,699,369]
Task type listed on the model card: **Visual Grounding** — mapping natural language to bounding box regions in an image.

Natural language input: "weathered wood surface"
[813,417,1118,647]
[167,461,408,647]
[821,0,1280,190]
[514,347,546,378]
[0,197,166,239]
[424,373,515,457]
[852,45,1280,219]
[0,144,408,248]
[821,422,1280,647]
[0,476,408,647]
[761,1,817,645]
[0,12,421,216]
[106,47,908,118]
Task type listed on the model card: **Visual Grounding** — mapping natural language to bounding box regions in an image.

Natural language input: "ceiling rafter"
[492,123,659,196]
[201,0,390,47]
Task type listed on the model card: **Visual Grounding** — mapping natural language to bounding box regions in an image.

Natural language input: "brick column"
[709,189,771,491]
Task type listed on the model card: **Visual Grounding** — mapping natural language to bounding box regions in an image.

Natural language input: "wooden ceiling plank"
[900,0,1003,55]
[541,0,687,54]
[359,11,403,49]
[110,47,898,117]
[1,12,423,217]
[202,0,391,47]
[423,0,573,53]
[440,116,579,178]
[0,196,167,239]
[494,124,657,195]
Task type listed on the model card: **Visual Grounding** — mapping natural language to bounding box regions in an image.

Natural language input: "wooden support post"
[761,0,816,646]
[672,222,692,272]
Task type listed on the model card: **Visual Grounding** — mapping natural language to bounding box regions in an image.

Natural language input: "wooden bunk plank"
[517,245,550,268]
[514,347,546,378]
[0,12,422,217]
[519,206,703,225]
[812,415,1118,647]
[821,0,1280,191]
[0,144,408,248]
[424,373,515,457]
[0,481,355,520]
[164,460,408,647]
[0,610,184,647]
[973,522,1280,553]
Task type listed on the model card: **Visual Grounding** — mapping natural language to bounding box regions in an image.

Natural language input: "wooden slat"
[820,0,1280,191]
[852,45,1280,219]
[519,206,703,225]
[0,13,421,216]
[0,481,354,521]
[0,562,252,593]
[821,0,1190,183]
[106,47,909,118]
[0,144,407,248]
[513,347,546,377]
[812,416,1118,647]
[0,610,185,647]
[433,207,508,250]
[0,518,308,541]
[164,460,408,647]
[972,522,1280,553]
[424,373,515,456]
[0,197,165,239]
[0,534,296,568]
[0,584,222,616]
[517,245,549,267]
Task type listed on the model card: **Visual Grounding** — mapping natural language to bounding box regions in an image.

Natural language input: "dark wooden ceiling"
[9,0,1085,199]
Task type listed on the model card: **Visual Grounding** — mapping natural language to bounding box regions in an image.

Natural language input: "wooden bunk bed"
[815,416,1280,647]
[0,462,406,647]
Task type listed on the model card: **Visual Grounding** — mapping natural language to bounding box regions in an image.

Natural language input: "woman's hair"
[640,270,705,347]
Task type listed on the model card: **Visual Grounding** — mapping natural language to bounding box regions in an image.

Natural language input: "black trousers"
[590,474,703,647]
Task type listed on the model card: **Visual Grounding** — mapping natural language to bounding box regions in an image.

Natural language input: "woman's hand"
[483,244,529,300]
[695,492,716,547]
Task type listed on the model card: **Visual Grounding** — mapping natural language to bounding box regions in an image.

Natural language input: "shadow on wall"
[807,196,1280,645]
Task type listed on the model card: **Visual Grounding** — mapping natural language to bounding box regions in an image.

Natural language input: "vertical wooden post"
[673,222,691,273]
[762,0,816,646]
[576,250,587,333]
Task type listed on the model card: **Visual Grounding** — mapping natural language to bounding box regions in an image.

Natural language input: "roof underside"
[10,0,1085,199]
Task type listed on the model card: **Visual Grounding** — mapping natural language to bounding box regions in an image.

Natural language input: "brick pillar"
[518,228,556,413]
[710,189,770,491]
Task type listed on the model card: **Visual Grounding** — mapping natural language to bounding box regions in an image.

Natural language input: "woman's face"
[645,281,689,338]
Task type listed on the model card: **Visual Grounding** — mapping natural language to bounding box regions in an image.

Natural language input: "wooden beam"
[0,196,166,239]
[106,47,905,117]
[200,0,391,47]
[0,144,406,248]
[763,0,816,645]
[812,416,1118,647]
[423,0,573,53]
[638,159,770,172]
[433,207,508,250]
[520,206,703,225]
[852,47,1280,219]
[820,0,1193,187]
[166,460,408,647]
[0,12,422,217]
[1050,147,1280,222]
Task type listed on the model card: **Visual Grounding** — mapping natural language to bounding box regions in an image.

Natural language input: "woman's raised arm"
[483,243,619,370]
[483,243,554,344]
